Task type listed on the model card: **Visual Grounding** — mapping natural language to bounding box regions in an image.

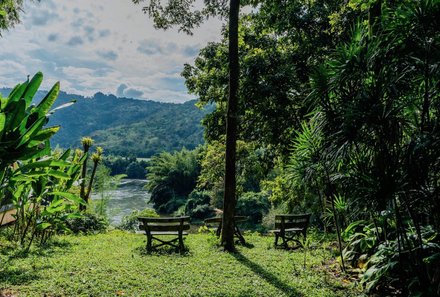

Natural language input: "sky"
[0,0,223,103]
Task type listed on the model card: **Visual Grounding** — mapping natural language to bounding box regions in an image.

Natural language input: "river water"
[91,179,152,225]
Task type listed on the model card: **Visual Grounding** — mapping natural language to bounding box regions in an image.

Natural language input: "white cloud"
[0,0,224,103]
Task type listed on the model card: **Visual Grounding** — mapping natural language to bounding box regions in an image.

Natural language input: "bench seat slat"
[270,228,305,233]
[138,216,190,223]
[145,225,190,232]
[149,231,189,236]
[275,223,308,229]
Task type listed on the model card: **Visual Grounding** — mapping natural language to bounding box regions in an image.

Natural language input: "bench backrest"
[138,216,190,233]
[275,214,311,231]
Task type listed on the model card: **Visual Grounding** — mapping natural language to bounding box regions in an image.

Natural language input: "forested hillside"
[0,88,207,157]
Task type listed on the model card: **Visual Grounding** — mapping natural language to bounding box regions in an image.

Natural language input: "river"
[91,179,152,225]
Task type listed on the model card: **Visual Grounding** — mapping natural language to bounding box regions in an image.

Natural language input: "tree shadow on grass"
[238,241,255,249]
[232,252,301,297]
[0,238,74,260]
[0,238,74,287]
[0,265,50,286]
[134,245,192,257]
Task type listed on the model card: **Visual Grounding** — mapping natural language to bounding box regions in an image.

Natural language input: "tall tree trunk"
[221,0,240,252]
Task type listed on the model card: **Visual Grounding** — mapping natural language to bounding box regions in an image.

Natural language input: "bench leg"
[146,234,152,252]
[281,233,288,249]
[274,233,279,247]
[178,233,184,253]
[234,225,246,245]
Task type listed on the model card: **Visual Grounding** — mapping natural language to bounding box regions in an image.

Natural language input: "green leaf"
[7,81,28,105]
[23,72,43,109]
[59,149,71,161]
[44,199,66,214]
[35,82,60,117]
[27,126,60,147]
[16,116,46,147]
[47,170,70,179]
[10,175,38,182]
[11,98,27,131]
[65,213,82,219]
[15,159,52,171]
[17,140,51,161]
[0,112,5,139]
[36,222,52,231]
[49,192,85,205]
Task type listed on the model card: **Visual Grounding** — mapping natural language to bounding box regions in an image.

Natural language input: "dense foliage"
[178,0,440,294]
[102,155,147,179]
[0,0,24,34]
[146,148,201,214]
[2,0,440,295]
[0,73,83,247]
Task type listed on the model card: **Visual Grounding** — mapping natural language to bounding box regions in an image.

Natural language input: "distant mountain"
[0,88,208,157]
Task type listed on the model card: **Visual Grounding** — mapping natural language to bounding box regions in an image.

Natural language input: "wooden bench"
[138,216,190,253]
[270,214,311,249]
[204,215,247,244]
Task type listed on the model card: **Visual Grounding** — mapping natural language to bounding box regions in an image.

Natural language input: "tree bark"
[221,0,240,252]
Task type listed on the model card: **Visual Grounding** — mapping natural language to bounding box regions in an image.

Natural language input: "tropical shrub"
[236,192,270,224]
[146,147,201,213]
[8,148,88,246]
[118,208,159,232]
[125,161,146,179]
[0,72,69,206]
[184,190,213,219]
[261,205,288,232]
[197,140,266,209]
[66,212,109,234]
[0,73,84,248]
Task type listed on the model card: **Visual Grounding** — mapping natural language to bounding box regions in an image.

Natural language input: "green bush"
[236,192,270,224]
[184,190,214,219]
[261,205,287,231]
[118,208,159,232]
[65,213,109,234]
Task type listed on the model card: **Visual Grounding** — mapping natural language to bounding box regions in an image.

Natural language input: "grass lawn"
[0,231,363,296]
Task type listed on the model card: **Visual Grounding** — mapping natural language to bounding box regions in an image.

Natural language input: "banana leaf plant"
[8,149,85,248]
[0,72,74,208]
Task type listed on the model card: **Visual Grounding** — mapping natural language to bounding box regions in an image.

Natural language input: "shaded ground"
[0,231,363,296]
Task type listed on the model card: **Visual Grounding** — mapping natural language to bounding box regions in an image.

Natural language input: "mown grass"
[0,231,363,296]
